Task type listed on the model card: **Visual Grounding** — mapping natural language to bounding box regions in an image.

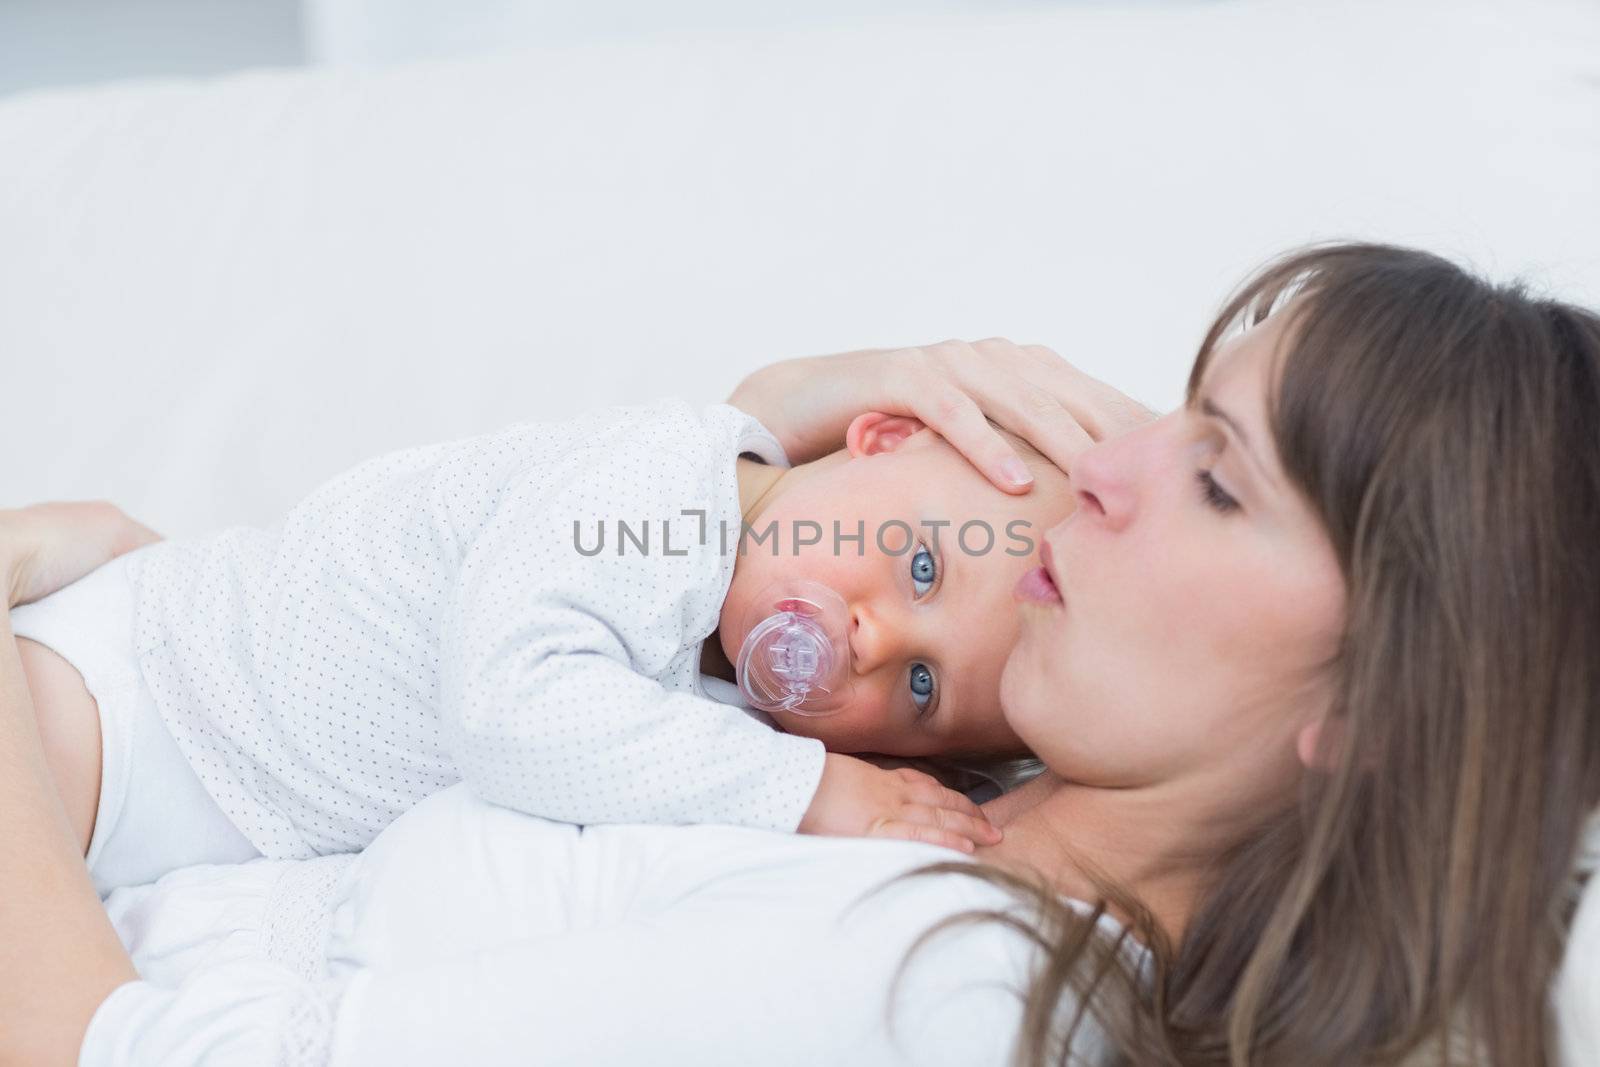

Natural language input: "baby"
[12,397,1074,893]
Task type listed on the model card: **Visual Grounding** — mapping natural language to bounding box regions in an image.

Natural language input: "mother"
[3,240,1598,1066]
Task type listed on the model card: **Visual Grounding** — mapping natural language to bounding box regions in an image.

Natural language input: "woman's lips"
[1040,538,1060,586]
[1013,565,1062,604]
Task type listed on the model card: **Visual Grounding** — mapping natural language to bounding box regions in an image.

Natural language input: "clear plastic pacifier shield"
[735,579,854,716]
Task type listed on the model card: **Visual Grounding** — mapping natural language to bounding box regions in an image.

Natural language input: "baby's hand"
[797,753,1003,853]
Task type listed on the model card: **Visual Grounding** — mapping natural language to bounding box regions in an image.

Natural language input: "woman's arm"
[0,503,156,1066]
[327,907,1026,1066]
[728,338,1158,493]
[78,908,1023,1067]
[0,614,135,1066]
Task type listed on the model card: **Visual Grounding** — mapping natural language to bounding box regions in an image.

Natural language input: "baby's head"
[719,412,1076,762]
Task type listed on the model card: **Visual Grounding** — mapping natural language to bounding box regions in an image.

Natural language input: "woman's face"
[1002,312,1347,804]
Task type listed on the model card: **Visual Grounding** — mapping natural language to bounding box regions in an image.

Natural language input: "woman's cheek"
[1000,635,1123,778]
[999,649,1060,748]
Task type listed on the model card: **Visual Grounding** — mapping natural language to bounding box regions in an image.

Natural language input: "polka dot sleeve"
[438,429,827,832]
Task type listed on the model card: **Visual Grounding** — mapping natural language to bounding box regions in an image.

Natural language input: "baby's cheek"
[812,690,902,753]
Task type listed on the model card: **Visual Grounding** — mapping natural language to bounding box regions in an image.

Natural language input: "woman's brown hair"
[874,240,1600,1065]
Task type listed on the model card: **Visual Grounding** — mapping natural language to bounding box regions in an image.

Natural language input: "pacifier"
[735,578,856,716]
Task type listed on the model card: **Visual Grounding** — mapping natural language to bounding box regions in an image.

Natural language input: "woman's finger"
[879,346,1039,494]
[965,337,1159,463]
[888,341,1096,491]
[1008,342,1159,442]
[958,342,1099,474]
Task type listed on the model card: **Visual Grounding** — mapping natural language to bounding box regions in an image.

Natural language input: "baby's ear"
[846,412,927,458]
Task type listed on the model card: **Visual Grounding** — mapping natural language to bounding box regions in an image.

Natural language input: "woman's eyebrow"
[1200,396,1278,488]
[1200,396,1251,447]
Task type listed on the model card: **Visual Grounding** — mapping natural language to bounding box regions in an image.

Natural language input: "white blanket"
[85,785,1117,1066]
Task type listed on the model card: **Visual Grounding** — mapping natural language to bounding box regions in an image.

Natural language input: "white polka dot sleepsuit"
[41,399,828,880]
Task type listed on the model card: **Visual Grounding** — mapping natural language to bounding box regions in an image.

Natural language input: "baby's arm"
[439,435,827,832]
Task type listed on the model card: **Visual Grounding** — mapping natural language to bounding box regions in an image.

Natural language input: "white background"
[1,0,1596,536]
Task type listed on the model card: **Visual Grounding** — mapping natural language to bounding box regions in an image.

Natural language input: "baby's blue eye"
[910,544,937,597]
[909,662,936,712]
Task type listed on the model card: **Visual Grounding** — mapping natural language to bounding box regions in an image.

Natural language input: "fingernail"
[1000,458,1033,486]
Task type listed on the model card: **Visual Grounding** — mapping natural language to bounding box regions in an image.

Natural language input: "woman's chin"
[998,655,1030,721]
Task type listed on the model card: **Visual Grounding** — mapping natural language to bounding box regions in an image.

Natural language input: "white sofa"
[2,0,1594,537]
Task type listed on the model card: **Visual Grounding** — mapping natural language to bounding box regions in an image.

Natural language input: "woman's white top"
[122,399,827,860]
[82,786,1125,1067]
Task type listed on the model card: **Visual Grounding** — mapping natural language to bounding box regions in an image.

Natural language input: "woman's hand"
[798,753,1003,854]
[2,501,162,609]
[728,339,1157,493]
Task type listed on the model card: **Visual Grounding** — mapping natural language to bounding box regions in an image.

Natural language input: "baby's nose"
[847,604,909,676]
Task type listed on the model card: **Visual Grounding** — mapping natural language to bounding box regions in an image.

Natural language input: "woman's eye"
[910,543,937,597]
[909,662,936,714]
[1196,469,1241,514]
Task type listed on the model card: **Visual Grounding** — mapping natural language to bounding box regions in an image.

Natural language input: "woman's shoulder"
[581,819,1128,1066]
[384,782,1016,901]
[348,785,1098,973]
[376,784,1088,917]
[623,818,1140,984]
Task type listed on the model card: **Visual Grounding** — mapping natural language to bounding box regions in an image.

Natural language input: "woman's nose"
[1068,435,1138,532]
